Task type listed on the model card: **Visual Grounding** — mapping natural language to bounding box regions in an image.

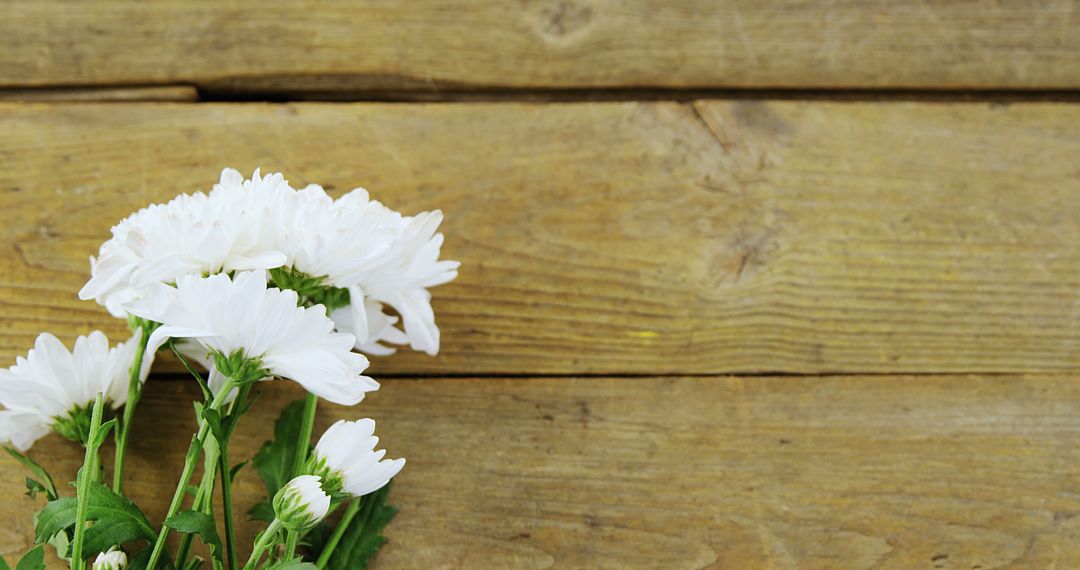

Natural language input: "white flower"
[273,475,331,531]
[78,169,288,317]
[126,270,378,405]
[307,419,405,498]
[92,548,128,570]
[0,331,147,450]
[253,176,458,356]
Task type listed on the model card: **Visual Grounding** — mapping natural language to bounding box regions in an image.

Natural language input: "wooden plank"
[2,374,1079,567]
[2,2,1078,91]
[0,86,198,103]
[1,101,1079,375]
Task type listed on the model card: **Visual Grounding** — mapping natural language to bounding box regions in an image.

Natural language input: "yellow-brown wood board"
[3,376,1080,568]
[1,10,1079,561]
[1,102,1078,376]
[2,2,1078,91]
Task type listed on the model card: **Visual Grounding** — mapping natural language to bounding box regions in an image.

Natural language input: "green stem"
[113,326,149,492]
[71,392,107,570]
[243,519,284,570]
[315,498,362,568]
[292,393,318,478]
[219,443,239,570]
[284,530,299,561]
[177,438,220,567]
[145,379,237,570]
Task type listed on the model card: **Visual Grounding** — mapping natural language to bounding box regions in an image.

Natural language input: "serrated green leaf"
[248,499,275,523]
[34,482,155,557]
[25,477,48,499]
[264,558,319,570]
[251,399,306,500]
[164,510,223,562]
[322,483,398,570]
[127,546,175,570]
[13,546,44,570]
[5,447,57,500]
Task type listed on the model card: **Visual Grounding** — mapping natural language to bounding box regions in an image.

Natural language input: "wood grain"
[2,375,1079,568]
[0,86,198,103]
[2,1,1078,91]
[1,101,1078,375]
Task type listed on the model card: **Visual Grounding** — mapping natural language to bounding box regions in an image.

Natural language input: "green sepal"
[51,405,93,445]
[212,349,270,385]
[269,267,351,313]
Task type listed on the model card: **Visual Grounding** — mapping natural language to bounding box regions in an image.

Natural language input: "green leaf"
[264,559,319,570]
[248,499,275,523]
[0,552,8,570]
[34,482,155,558]
[321,483,398,570]
[14,546,44,570]
[90,418,117,449]
[4,447,58,500]
[164,510,223,562]
[230,460,248,479]
[201,406,226,445]
[251,399,306,501]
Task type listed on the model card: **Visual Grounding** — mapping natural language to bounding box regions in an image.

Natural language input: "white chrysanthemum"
[327,191,458,356]
[307,419,405,498]
[274,475,331,531]
[78,170,288,316]
[92,548,128,570]
[0,331,147,450]
[126,270,377,405]
[227,168,458,356]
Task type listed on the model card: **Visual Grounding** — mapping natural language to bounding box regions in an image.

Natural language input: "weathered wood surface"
[2,375,1079,568]
[0,86,198,103]
[1,101,1078,375]
[2,2,1078,91]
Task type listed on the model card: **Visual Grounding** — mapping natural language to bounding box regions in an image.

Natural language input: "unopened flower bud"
[92,548,127,570]
[273,475,331,531]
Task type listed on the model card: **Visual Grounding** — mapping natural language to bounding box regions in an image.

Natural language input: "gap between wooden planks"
[0,101,1078,375]
[1,375,1078,569]
[1,1,1077,91]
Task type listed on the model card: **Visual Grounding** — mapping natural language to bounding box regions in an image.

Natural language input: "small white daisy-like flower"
[78,169,288,317]
[0,331,147,450]
[273,475,331,531]
[306,418,405,498]
[92,548,128,570]
[126,270,378,405]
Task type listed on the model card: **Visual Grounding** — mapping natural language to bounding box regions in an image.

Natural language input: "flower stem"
[219,442,239,570]
[243,518,284,570]
[176,438,219,567]
[145,378,237,570]
[284,530,299,561]
[292,392,318,478]
[315,497,362,568]
[71,391,107,570]
[112,326,149,493]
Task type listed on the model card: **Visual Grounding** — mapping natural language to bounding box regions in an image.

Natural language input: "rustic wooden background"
[1,2,1079,568]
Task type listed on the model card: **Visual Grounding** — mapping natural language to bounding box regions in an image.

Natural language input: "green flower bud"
[273,475,330,531]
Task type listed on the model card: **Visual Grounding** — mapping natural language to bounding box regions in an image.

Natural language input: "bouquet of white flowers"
[0,169,459,570]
